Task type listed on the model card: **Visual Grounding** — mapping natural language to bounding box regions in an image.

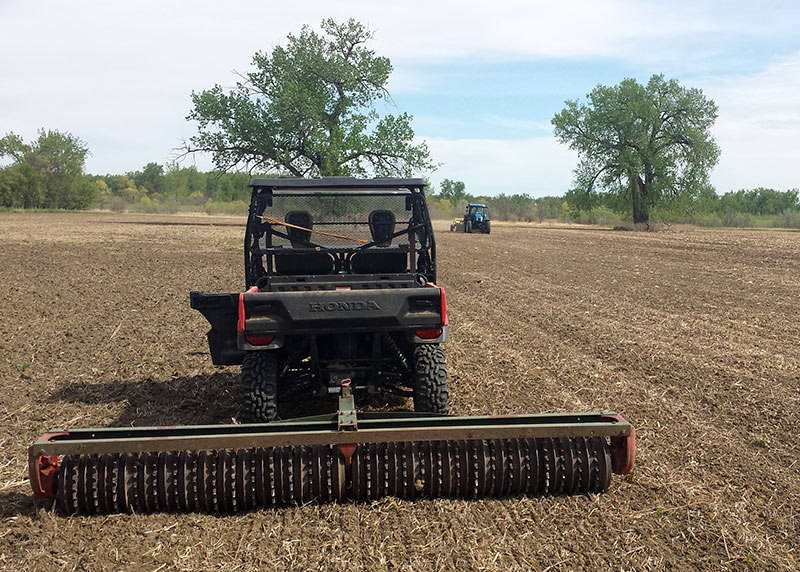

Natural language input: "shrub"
[775,210,800,229]
[110,196,127,213]
[694,213,723,227]
[571,207,625,227]
[721,208,753,227]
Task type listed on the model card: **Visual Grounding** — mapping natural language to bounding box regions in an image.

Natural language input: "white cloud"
[706,52,800,192]
[419,136,577,197]
[373,1,689,62]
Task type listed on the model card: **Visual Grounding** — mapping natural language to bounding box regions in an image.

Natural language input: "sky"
[1,0,799,197]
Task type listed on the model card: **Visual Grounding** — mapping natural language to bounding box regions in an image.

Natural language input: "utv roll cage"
[244,177,437,289]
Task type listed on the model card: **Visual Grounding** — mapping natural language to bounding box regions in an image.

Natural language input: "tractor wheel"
[484,220,491,234]
[465,220,472,233]
[412,344,449,414]
[241,351,278,422]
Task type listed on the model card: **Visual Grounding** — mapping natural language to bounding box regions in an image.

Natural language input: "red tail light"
[415,329,442,339]
[245,335,275,346]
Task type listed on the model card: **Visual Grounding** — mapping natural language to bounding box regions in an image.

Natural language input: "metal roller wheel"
[51,436,614,514]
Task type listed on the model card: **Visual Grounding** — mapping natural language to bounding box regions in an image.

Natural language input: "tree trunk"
[631,175,649,225]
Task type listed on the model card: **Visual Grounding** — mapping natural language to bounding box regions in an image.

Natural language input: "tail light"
[245,335,275,346]
[415,329,442,339]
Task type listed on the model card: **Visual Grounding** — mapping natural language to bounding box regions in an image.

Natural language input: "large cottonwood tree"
[186,18,434,177]
[552,75,720,225]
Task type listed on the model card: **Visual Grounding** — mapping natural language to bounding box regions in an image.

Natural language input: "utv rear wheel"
[241,352,278,423]
[413,344,449,414]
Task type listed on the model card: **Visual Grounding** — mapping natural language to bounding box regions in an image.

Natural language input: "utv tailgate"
[191,287,446,365]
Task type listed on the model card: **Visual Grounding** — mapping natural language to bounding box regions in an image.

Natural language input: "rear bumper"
[191,287,447,365]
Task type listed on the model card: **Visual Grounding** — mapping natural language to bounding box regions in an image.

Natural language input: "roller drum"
[54,437,612,515]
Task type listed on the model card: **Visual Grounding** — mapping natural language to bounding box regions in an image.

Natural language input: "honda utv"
[190,178,449,422]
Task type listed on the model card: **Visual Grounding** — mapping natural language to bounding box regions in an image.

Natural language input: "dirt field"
[1,213,798,571]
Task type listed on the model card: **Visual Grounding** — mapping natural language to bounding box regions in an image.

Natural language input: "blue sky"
[1,0,799,197]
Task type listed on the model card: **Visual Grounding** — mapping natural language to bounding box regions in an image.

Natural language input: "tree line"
[428,179,800,229]
[2,129,798,227]
[0,130,254,214]
[94,163,253,214]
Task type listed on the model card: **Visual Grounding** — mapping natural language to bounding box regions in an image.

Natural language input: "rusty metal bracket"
[601,412,637,474]
[28,432,67,499]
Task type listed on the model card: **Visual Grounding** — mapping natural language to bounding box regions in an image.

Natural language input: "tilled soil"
[1,213,798,571]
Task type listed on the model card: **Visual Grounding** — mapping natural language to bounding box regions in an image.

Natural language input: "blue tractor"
[463,203,491,234]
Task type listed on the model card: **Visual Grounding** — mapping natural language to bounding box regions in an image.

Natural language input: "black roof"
[249,177,427,191]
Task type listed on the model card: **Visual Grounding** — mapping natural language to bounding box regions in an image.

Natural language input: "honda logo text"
[309,301,380,312]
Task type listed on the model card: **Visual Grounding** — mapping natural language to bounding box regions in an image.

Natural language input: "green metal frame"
[29,385,635,501]
[30,411,632,457]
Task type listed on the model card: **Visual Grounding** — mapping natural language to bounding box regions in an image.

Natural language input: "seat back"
[368,210,396,247]
[274,252,335,276]
[285,210,312,247]
[350,251,407,274]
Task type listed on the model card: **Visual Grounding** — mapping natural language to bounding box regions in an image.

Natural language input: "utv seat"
[350,251,407,274]
[274,251,335,275]
[274,210,334,275]
[285,210,313,247]
[368,210,396,246]
[349,210,406,274]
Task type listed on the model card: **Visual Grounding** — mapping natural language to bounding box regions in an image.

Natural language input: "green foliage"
[568,184,800,229]
[438,179,467,206]
[94,164,255,212]
[424,188,572,224]
[426,196,465,220]
[186,18,434,177]
[569,206,625,227]
[0,164,41,208]
[132,162,165,196]
[0,129,96,209]
[717,187,799,216]
[553,75,720,224]
[776,209,800,228]
[489,194,533,221]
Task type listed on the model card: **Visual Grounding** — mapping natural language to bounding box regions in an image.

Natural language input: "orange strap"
[259,214,369,244]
